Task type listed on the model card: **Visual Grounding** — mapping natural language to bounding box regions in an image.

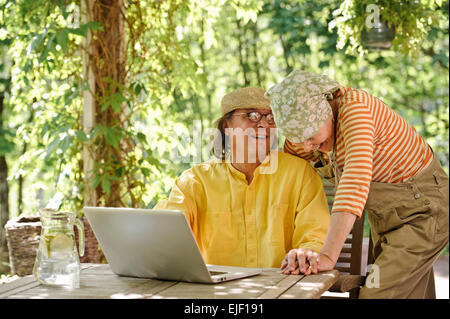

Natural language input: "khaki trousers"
[359,154,449,298]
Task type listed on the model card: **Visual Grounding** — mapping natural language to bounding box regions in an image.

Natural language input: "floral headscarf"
[265,69,341,143]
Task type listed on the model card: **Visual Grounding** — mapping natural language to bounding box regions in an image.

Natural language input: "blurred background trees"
[0,0,448,270]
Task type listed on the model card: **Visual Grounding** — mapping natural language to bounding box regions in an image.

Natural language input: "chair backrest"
[322,179,366,276]
[322,179,375,298]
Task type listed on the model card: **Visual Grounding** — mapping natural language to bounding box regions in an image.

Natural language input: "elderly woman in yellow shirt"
[156,87,330,270]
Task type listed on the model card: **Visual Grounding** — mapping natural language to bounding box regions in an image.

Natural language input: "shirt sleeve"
[154,172,199,229]
[331,93,375,218]
[291,164,331,253]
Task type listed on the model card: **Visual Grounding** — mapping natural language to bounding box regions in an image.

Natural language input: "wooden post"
[81,0,97,207]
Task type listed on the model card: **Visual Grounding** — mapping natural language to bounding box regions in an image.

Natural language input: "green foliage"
[330,0,447,57]
[263,0,449,173]
[0,124,14,155]
[0,0,263,216]
[0,0,448,220]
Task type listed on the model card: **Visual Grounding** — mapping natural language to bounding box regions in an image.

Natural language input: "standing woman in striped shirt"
[267,69,449,299]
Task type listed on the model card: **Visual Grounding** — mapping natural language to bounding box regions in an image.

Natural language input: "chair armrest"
[328,274,366,293]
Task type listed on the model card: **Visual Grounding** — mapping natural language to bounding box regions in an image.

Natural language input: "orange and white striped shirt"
[284,87,433,218]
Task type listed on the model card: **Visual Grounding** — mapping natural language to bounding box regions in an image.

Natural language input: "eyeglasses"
[231,111,275,125]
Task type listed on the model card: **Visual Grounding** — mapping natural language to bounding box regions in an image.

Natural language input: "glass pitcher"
[33,208,85,288]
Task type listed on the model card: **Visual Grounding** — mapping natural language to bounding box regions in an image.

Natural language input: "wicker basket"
[4,216,41,276]
[5,216,105,276]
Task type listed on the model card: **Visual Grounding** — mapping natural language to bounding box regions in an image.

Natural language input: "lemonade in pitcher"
[33,209,84,288]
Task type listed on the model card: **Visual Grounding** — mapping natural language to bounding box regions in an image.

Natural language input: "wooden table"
[0,264,339,299]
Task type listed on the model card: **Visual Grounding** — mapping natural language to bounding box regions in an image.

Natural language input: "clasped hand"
[280,248,335,275]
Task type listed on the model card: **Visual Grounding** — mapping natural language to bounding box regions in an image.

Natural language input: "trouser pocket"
[429,168,449,238]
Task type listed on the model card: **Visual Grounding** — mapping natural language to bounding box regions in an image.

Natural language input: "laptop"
[83,207,262,283]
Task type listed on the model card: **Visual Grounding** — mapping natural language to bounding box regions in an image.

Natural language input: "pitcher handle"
[74,218,85,257]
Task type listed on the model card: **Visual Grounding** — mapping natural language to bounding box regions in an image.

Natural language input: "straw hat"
[220,87,271,116]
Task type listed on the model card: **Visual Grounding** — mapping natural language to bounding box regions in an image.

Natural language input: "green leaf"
[45,137,60,160]
[30,31,47,52]
[115,166,124,178]
[136,132,147,144]
[101,100,111,112]
[59,135,72,153]
[70,22,104,37]
[108,175,122,181]
[104,127,120,150]
[0,134,14,154]
[39,32,56,63]
[147,155,163,169]
[102,177,111,195]
[141,167,150,177]
[74,130,89,142]
[56,28,69,53]
[111,98,121,113]
[111,93,127,113]
[92,175,101,189]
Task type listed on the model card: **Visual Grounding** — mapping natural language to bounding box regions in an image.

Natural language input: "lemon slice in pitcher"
[49,233,74,258]
[39,235,53,259]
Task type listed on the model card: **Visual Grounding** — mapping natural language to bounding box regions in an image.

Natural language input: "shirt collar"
[224,150,279,176]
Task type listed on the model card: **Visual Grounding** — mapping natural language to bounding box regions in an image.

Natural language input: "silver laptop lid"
[83,207,213,283]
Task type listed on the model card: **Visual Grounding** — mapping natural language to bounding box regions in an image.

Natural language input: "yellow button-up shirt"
[155,151,330,268]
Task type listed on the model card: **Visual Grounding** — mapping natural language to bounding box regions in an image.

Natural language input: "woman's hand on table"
[281,249,335,275]
[281,248,319,275]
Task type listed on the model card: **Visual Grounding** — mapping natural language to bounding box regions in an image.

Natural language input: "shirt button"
[414,193,421,199]
[424,199,431,205]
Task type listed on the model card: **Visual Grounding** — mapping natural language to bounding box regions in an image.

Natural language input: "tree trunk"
[236,19,250,86]
[0,92,10,273]
[200,16,213,127]
[17,102,35,216]
[83,0,127,207]
[250,22,262,87]
[419,103,429,138]
[280,36,293,74]
[17,146,24,215]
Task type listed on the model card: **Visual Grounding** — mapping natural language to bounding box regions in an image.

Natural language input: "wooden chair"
[321,179,374,299]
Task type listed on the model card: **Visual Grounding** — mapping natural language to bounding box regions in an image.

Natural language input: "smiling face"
[224,108,277,164]
[291,115,335,153]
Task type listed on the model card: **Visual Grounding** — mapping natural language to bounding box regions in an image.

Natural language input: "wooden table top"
[0,263,339,299]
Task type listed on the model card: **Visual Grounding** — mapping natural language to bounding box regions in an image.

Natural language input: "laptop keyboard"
[209,271,228,276]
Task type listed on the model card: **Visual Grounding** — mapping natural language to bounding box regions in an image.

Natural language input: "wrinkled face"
[291,115,335,153]
[224,108,277,163]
